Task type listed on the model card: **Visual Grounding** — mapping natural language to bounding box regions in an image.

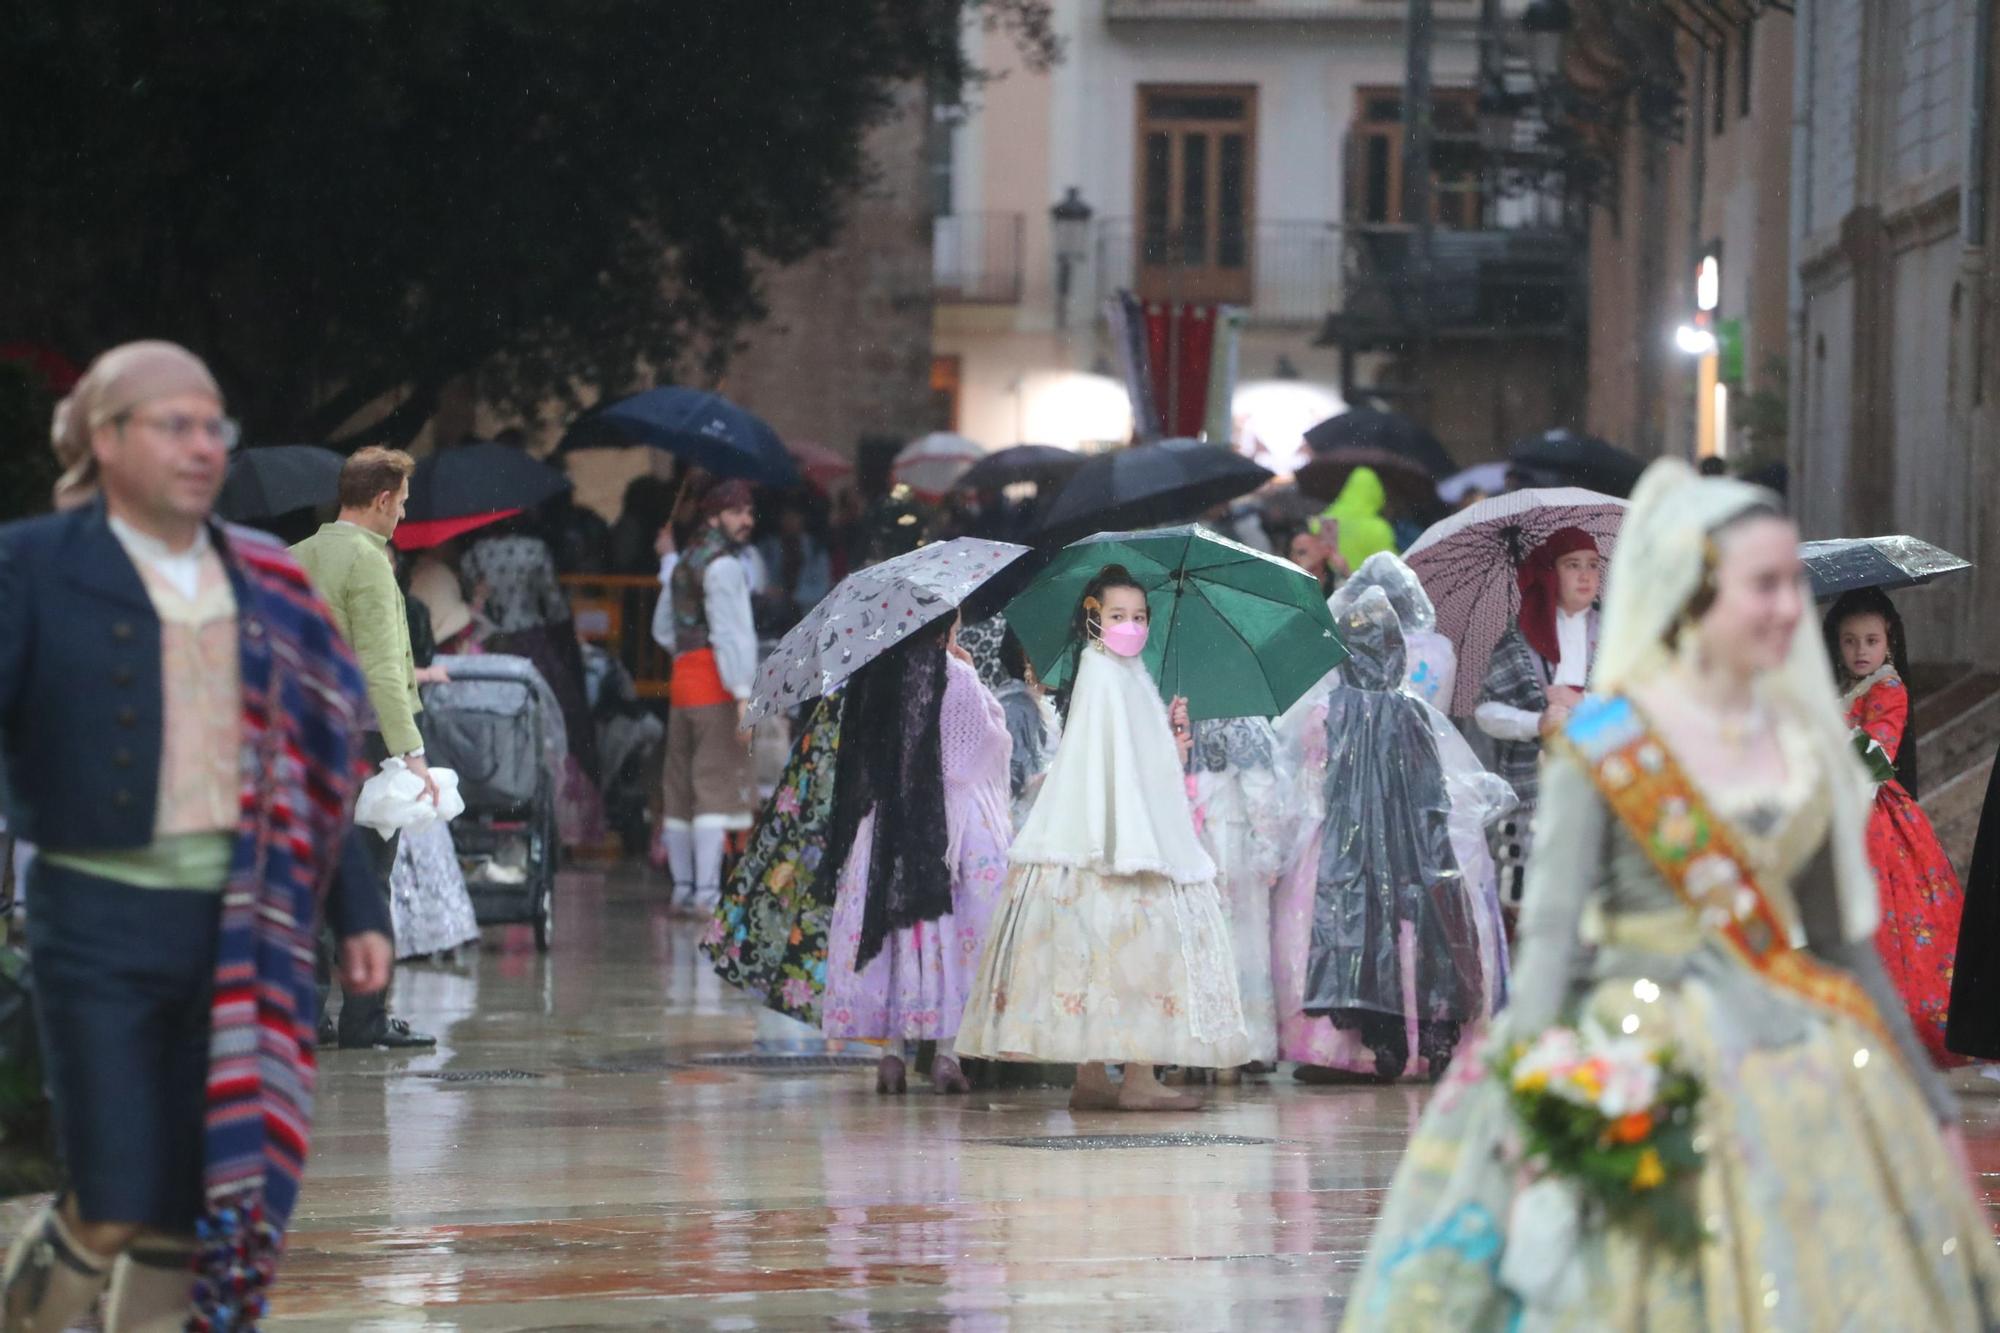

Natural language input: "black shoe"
[340,1016,437,1050]
[317,1015,337,1048]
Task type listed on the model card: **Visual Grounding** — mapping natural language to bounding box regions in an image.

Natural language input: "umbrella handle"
[669,469,700,531]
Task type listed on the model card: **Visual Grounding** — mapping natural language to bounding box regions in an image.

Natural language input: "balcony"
[933,212,1025,305]
[1317,223,1580,348]
[1104,0,1480,24]
[1094,217,1341,326]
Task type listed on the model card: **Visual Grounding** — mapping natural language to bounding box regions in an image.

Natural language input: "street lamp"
[1051,187,1094,330]
[1522,0,1574,86]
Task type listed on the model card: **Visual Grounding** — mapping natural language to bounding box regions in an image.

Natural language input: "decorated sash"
[1556,694,1889,1042]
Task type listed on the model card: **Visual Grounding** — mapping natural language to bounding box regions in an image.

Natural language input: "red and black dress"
[1846,667,1967,1066]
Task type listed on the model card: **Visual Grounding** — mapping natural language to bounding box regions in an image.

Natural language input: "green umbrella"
[1007,526,1347,720]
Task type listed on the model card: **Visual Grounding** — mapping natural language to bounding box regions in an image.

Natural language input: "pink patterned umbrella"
[786,438,855,492]
[745,537,1030,724]
[1402,487,1629,717]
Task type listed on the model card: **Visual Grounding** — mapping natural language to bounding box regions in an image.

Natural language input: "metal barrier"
[561,574,671,700]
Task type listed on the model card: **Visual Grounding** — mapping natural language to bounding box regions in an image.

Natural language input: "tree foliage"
[0,1,1057,445]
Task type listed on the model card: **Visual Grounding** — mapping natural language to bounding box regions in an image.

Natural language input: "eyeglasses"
[120,411,241,451]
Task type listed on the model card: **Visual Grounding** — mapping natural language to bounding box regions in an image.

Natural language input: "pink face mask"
[1100,620,1150,658]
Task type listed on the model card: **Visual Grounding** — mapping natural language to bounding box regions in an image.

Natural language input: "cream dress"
[954,645,1251,1066]
[1341,708,2000,1331]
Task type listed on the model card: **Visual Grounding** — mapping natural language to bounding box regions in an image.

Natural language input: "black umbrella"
[216,444,344,522]
[1303,408,1455,479]
[1508,429,1646,498]
[1294,450,1446,511]
[956,444,1085,493]
[1802,535,1971,601]
[406,441,570,522]
[560,386,798,488]
[1034,438,1273,546]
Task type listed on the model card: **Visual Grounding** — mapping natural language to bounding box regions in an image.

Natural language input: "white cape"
[1010,646,1216,884]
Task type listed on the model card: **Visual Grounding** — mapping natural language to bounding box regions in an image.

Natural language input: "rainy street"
[221,862,2000,1330]
[264,865,1398,1329]
[10,1,2000,1330]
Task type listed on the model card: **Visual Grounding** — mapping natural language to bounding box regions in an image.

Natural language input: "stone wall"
[717,84,936,466]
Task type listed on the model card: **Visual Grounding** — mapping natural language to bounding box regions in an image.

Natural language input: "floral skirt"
[702,700,840,1023]
[1869,783,1969,1066]
[821,806,1011,1042]
[1342,967,2000,1331]
[390,820,480,960]
[954,861,1251,1067]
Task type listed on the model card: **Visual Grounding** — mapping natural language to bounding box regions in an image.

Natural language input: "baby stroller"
[421,654,568,951]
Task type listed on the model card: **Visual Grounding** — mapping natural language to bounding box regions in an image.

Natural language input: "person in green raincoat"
[1318,465,1397,570]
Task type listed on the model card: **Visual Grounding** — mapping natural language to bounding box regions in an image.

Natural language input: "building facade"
[1792,0,2000,668]
[933,0,1576,466]
[1581,5,1795,472]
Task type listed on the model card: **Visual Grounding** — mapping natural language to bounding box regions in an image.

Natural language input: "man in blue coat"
[0,342,392,1330]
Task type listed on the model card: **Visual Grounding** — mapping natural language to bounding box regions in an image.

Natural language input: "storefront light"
[1675,323,1719,356]
[1696,256,1721,313]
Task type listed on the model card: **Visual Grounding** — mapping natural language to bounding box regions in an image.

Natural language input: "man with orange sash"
[653,481,758,911]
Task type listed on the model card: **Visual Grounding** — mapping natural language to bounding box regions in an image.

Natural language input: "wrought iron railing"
[1093,217,1343,324]
[933,211,1026,304]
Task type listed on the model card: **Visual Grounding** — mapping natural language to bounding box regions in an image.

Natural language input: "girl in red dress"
[1824,587,1967,1066]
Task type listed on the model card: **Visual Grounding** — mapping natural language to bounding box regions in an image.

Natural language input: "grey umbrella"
[745,537,1031,724]
[1801,535,1971,600]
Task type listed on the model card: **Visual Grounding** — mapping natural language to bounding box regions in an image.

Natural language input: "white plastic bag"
[354,758,464,838]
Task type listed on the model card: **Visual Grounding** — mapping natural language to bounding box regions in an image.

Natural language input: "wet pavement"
[255,864,2000,1329]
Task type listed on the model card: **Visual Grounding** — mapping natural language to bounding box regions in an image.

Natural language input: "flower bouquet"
[1493,1023,1706,1253]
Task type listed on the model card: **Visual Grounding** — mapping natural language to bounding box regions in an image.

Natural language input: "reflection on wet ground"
[257,867,2000,1329]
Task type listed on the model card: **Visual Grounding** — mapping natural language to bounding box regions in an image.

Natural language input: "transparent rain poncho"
[1302,587,1495,1074]
[1329,550,1458,711]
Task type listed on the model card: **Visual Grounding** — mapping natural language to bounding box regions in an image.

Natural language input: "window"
[1713,43,1728,137]
[1136,85,1257,303]
[1739,21,1754,118]
[1347,88,1483,228]
[929,103,961,218]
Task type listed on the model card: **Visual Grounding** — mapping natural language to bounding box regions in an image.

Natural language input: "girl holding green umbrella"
[955,564,1248,1109]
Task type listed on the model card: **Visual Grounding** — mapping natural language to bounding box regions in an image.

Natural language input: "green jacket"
[1322,465,1398,572]
[291,521,423,755]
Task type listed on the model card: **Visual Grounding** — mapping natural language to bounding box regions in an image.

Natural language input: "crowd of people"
[3,338,1998,1329]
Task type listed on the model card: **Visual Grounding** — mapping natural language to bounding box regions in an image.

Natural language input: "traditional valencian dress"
[1300,588,1498,1079]
[1343,695,2000,1330]
[703,695,841,1024]
[1272,562,1512,1075]
[955,643,1251,1067]
[1190,716,1297,1065]
[821,653,1014,1042]
[1844,663,1968,1065]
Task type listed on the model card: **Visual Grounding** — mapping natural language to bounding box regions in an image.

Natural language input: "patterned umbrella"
[745,537,1030,724]
[1403,487,1629,717]
[1802,535,1972,600]
[891,432,987,500]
